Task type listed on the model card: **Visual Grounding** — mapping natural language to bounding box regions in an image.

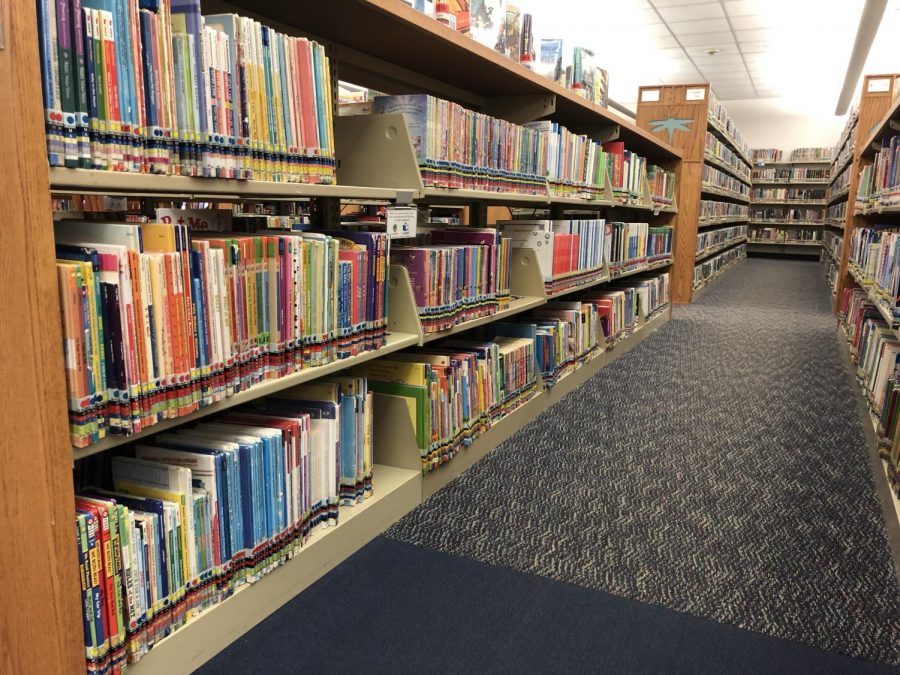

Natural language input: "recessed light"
[703,48,721,55]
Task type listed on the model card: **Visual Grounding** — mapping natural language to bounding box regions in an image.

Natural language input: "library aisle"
[204,259,900,672]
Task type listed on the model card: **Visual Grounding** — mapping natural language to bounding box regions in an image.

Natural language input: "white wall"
[711,97,848,155]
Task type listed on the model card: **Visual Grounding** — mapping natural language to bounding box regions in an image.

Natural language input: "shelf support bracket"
[890,119,900,133]
[485,94,556,124]
[579,124,620,143]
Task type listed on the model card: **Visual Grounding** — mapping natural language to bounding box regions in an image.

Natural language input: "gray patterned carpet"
[387,258,900,665]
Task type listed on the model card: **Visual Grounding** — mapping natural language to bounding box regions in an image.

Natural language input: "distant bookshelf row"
[751,166,828,185]
[752,147,835,165]
[748,227,823,245]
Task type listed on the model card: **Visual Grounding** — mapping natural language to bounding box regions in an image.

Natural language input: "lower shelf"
[692,256,745,298]
[128,464,422,674]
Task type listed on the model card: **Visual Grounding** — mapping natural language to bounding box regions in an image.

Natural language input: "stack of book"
[827,201,848,225]
[490,301,602,388]
[526,121,608,200]
[791,147,834,162]
[353,336,539,472]
[586,273,670,344]
[498,219,607,294]
[707,91,750,159]
[750,206,824,224]
[55,219,389,448]
[702,164,751,200]
[752,148,783,163]
[705,132,751,180]
[696,224,747,255]
[693,244,746,289]
[699,200,749,223]
[848,226,900,321]
[372,94,546,195]
[751,187,826,202]
[73,379,373,671]
[856,135,900,209]
[840,288,900,473]
[749,227,822,243]
[391,227,512,334]
[604,141,648,203]
[647,164,676,208]
[37,2,336,182]
[607,222,650,274]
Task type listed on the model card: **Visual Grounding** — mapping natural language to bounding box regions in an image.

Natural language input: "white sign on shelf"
[868,78,891,93]
[386,206,418,239]
[686,88,706,101]
[641,89,660,102]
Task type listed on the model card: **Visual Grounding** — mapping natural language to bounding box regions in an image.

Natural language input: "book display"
[748,146,831,258]
[4,1,683,672]
[636,83,750,302]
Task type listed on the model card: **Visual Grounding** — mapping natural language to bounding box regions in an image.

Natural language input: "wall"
[709,97,848,154]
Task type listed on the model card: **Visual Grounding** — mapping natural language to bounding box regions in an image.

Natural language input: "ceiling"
[526,0,900,109]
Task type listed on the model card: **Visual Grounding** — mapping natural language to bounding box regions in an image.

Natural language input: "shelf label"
[641,89,660,102]
[868,78,891,93]
[686,88,706,101]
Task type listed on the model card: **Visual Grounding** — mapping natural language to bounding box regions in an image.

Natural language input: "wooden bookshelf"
[636,83,750,304]
[832,74,900,308]
[4,0,688,673]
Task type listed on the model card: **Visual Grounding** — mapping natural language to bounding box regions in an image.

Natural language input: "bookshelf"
[747,149,831,257]
[6,1,683,673]
[636,83,750,303]
[832,74,900,307]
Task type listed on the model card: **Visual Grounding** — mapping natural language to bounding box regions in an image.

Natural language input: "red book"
[552,234,575,277]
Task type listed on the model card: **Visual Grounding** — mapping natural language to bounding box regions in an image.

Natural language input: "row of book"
[751,167,829,183]
[494,274,670,387]
[647,165,676,207]
[37,1,336,182]
[708,91,750,161]
[696,225,747,256]
[391,227,511,334]
[531,121,608,200]
[705,132,751,180]
[55,218,390,448]
[702,164,751,200]
[699,200,749,223]
[74,380,374,671]
[354,336,538,471]
[752,148,782,163]
[371,95,646,198]
[856,135,900,210]
[828,164,851,198]
[693,244,746,289]
[604,141,648,202]
[823,230,843,262]
[750,187,826,202]
[605,222,672,274]
[791,147,834,162]
[839,288,900,490]
[847,226,900,319]
[750,207,824,224]
[749,227,822,243]
[822,252,839,295]
[827,200,848,225]
[831,110,858,176]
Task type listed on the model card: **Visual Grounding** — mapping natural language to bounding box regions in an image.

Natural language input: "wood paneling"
[671,162,704,303]
[0,3,84,673]
[636,84,710,162]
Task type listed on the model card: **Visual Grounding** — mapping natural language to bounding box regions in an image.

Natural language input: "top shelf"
[861,94,900,157]
[219,0,681,160]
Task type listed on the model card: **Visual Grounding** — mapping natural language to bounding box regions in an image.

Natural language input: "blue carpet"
[199,537,895,674]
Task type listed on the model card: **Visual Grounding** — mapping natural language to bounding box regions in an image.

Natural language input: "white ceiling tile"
[668,18,730,34]
[739,40,772,53]
[690,52,745,65]
[722,0,767,18]
[652,0,720,6]
[677,31,735,47]
[735,28,775,43]
[650,35,681,49]
[728,14,768,31]
[657,3,724,22]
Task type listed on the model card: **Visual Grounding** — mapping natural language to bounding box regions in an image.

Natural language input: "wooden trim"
[0,3,83,673]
